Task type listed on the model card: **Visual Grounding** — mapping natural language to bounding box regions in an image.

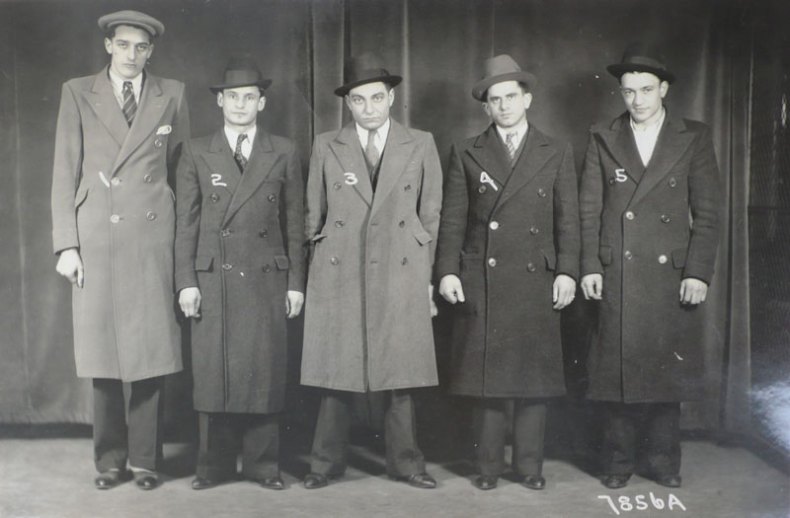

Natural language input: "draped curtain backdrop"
[0,0,753,438]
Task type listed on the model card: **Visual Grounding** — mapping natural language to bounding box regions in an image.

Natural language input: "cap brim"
[334,75,402,97]
[209,79,273,94]
[472,71,538,101]
[606,64,675,84]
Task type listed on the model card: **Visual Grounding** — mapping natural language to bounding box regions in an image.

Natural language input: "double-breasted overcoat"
[51,68,189,382]
[435,124,580,398]
[579,112,721,403]
[300,121,443,393]
[174,130,305,413]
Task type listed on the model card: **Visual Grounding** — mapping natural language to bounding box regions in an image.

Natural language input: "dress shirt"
[630,107,666,166]
[356,118,391,156]
[496,119,529,151]
[224,125,257,161]
[108,67,143,109]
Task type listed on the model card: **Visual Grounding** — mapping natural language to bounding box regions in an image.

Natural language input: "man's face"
[104,25,153,80]
[483,80,531,129]
[345,82,394,131]
[217,86,266,129]
[619,72,669,125]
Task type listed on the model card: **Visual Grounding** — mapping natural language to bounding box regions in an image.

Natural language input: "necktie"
[234,134,248,172]
[365,129,380,173]
[505,131,518,160]
[122,81,137,127]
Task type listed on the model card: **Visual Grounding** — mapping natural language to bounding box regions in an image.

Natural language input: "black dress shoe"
[656,474,682,488]
[303,473,329,489]
[258,476,286,490]
[399,472,437,489]
[522,475,546,490]
[134,470,160,490]
[191,476,219,490]
[95,469,125,490]
[601,474,630,489]
[473,475,498,490]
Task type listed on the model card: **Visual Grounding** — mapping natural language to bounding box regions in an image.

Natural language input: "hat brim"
[606,64,675,84]
[472,71,538,101]
[209,80,273,94]
[334,75,402,97]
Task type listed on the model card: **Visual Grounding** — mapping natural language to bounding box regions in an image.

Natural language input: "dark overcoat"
[300,121,443,393]
[174,129,305,413]
[51,68,189,382]
[579,112,721,403]
[435,124,580,398]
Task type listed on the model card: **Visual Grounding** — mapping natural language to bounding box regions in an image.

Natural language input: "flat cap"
[98,10,165,38]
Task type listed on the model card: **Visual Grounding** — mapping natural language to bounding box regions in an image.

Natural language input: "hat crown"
[222,57,264,85]
[619,42,668,71]
[344,52,392,86]
[482,54,523,80]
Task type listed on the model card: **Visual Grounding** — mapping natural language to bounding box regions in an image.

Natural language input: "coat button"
[661,214,671,223]
[220,229,232,237]
[262,264,272,273]
[526,262,536,272]
[537,188,547,197]
[333,182,342,190]
[259,229,268,238]
[222,263,233,271]
[488,257,497,267]
[330,256,340,265]
[110,214,121,223]
[143,174,152,183]
[210,193,220,203]
[658,254,668,264]
[399,220,405,228]
[669,177,677,188]
[146,211,157,221]
[268,194,277,202]
[489,221,499,230]
[529,226,539,235]
[111,177,121,186]
[478,185,487,194]
[404,184,412,191]
[625,211,635,220]
[335,220,345,228]
[401,257,408,265]
[154,139,163,148]
[624,250,633,260]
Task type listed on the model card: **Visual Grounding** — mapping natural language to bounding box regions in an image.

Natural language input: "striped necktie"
[365,129,380,173]
[505,132,518,160]
[234,134,248,172]
[122,81,137,127]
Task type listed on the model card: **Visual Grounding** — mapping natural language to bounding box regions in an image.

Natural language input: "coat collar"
[329,123,374,206]
[369,119,415,216]
[86,67,129,149]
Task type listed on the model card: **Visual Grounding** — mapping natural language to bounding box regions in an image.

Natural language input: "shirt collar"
[630,106,666,133]
[495,119,529,146]
[224,125,257,149]
[108,66,144,102]
[355,118,391,149]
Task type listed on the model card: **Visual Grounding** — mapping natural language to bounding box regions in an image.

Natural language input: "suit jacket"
[51,67,189,382]
[579,111,721,402]
[435,123,579,397]
[300,120,442,392]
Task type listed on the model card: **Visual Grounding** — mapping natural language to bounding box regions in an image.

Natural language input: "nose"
[126,46,137,61]
[363,100,375,115]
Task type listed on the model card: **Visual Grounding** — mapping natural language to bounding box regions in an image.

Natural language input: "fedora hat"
[607,42,675,84]
[471,54,537,101]
[334,52,402,97]
[98,10,165,38]
[209,57,272,94]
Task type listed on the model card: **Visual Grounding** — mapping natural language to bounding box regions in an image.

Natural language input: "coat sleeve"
[579,130,605,276]
[553,142,580,280]
[284,142,306,292]
[417,133,443,266]
[434,143,468,278]
[51,82,83,254]
[304,137,328,261]
[166,82,191,184]
[683,124,722,284]
[174,140,201,291]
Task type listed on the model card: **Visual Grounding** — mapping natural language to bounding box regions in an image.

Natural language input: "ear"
[257,96,266,112]
[387,88,395,107]
[146,43,155,60]
[344,95,352,111]
[216,92,224,108]
[104,38,113,55]
[659,81,669,98]
[523,92,533,110]
[482,102,492,118]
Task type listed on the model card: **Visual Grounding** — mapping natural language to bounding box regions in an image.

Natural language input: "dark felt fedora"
[209,57,272,94]
[98,10,165,38]
[607,42,675,84]
[471,54,537,101]
[334,52,402,97]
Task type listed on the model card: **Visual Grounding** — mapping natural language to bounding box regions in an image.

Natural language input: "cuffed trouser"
[601,402,681,477]
[310,389,425,478]
[93,377,163,473]
[475,398,547,477]
[196,412,280,481]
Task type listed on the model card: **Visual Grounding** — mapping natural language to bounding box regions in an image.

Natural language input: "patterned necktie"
[234,133,248,172]
[365,129,380,173]
[505,131,518,160]
[122,81,137,127]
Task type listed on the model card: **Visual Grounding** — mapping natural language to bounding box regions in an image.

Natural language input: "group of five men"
[51,10,720,493]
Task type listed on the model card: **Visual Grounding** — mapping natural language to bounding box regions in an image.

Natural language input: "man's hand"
[179,287,202,318]
[438,274,466,304]
[680,278,708,305]
[286,290,305,319]
[553,274,576,310]
[581,273,603,300]
[56,248,84,288]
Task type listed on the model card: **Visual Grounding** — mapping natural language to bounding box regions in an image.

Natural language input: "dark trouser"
[601,402,681,477]
[475,398,547,477]
[196,412,280,481]
[310,389,425,478]
[93,377,163,473]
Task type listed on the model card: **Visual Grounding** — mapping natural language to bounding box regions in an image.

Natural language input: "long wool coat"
[435,124,580,398]
[174,130,305,413]
[300,121,443,393]
[579,112,721,403]
[51,69,189,382]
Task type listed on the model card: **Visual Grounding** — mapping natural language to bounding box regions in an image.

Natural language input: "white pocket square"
[156,125,172,135]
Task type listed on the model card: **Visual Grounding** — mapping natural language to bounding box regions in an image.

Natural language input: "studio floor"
[0,429,787,518]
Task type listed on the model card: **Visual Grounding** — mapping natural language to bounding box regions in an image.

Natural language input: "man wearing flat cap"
[300,52,442,490]
[579,42,721,489]
[435,54,579,491]
[174,57,304,491]
[51,10,189,490]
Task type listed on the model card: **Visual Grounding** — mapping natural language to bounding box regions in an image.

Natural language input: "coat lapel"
[328,123,373,206]
[370,120,415,217]
[85,69,129,149]
[467,125,511,191]
[598,113,646,186]
[223,130,278,226]
[495,125,555,208]
[201,131,241,197]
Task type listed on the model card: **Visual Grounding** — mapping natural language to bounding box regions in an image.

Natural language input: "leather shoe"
[473,475,498,490]
[601,474,630,489]
[656,474,682,488]
[303,473,329,489]
[94,469,126,490]
[522,475,546,490]
[400,472,437,489]
[191,476,220,490]
[258,476,285,490]
[134,470,160,490]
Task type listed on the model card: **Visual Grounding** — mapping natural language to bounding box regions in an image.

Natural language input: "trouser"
[475,398,547,477]
[92,377,163,473]
[601,401,681,477]
[310,389,425,477]
[196,412,280,480]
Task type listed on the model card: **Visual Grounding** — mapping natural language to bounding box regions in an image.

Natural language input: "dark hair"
[105,24,155,43]
[483,81,530,102]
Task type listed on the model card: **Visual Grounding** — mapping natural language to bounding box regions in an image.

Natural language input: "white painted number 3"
[211,173,227,187]
[344,172,359,185]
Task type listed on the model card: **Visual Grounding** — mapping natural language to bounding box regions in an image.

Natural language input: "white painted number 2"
[344,172,359,185]
[211,173,227,187]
